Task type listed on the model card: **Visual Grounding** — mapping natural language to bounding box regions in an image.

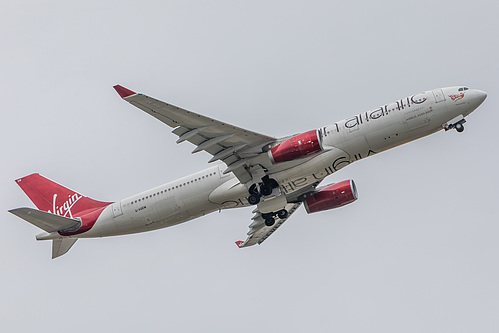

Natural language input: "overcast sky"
[1,1,498,332]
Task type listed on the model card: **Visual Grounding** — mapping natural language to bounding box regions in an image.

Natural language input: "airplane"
[9,85,487,258]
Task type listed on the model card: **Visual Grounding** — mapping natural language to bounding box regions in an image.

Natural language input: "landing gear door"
[432,89,446,103]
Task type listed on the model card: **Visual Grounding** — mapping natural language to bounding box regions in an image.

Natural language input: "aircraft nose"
[474,89,487,104]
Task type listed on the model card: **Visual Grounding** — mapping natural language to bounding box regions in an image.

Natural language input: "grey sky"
[1,1,498,332]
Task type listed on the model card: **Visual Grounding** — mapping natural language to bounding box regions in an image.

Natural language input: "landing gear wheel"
[455,123,464,133]
[268,179,279,189]
[277,209,288,219]
[261,213,272,220]
[249,184,259,196]
[265,217,275,227]
[260,184,272,196]
[248,194,260,205]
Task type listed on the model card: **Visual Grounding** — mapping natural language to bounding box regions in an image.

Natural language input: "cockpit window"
[458,88,463,91]
[458,87,469,92]
[464,87,469,90]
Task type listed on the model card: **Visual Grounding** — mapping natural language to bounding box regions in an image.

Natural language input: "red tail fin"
[15,173,111,218]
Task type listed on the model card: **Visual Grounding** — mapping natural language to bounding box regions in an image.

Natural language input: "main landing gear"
[247,176,288,227]
[262,209,289,226]
[247,176,279,205]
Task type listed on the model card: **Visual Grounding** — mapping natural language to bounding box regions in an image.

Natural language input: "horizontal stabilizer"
[52,238,78,259]
[8,207,81,233]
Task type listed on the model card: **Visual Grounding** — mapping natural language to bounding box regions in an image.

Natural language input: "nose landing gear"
[443,116,466,133]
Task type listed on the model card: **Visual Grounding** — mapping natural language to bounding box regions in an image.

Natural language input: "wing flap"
[9,207,81,233]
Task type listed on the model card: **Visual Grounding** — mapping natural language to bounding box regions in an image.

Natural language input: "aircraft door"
[432,89,446,103]
[112,201,123,217]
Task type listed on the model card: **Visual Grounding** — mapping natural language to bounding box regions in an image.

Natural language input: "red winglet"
[235,241,244,248]
[113,85,137,99]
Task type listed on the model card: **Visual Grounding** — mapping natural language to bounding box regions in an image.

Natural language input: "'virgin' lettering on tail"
[48,193,82,218]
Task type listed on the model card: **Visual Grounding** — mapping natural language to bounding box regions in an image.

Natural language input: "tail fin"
[15,173,111,218]
[11,173,112,259]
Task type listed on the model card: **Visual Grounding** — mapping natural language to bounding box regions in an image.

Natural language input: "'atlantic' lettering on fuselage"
[321,93,429,136]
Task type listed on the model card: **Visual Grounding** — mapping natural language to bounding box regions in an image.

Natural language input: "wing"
[114,85,276,184]
[236,202,302,248]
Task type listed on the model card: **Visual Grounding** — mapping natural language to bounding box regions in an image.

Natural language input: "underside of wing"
[114,85,276,184]
[236,202,302,248]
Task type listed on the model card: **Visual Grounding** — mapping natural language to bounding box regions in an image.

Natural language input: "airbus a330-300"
[9,85,487,258]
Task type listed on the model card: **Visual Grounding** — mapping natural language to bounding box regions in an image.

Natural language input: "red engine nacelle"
[304,180,358,214]
[268,130,323,164]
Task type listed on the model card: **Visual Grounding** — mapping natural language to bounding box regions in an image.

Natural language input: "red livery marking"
[269,130,323,164]
[15,173,112,235]
[113,85,137,98]
[304,180,358,214]
[449,92,464,102]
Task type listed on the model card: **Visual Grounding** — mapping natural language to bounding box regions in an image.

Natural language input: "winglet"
[113,85,137,99]
[235,241,245,248]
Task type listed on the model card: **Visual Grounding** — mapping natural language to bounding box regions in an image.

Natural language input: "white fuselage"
[77,87,485,239]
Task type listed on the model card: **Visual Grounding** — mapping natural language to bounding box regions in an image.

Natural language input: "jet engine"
[304,180,358,214]
[269,130,323,164]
